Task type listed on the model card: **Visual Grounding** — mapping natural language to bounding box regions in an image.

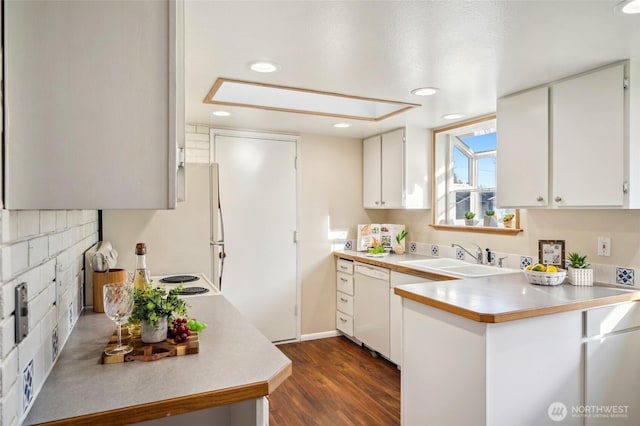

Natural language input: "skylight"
[203,78,420,121]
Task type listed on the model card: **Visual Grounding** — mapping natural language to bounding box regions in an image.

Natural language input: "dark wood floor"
[269,336,400,425]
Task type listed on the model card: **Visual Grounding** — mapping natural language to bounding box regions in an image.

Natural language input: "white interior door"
[213,131,298,342]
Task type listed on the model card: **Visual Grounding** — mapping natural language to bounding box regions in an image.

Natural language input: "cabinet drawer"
[337,258,354,275]
[585,302,640,337]
[336,292,354,316]
[336,311,354,336]
[337,272,354,295]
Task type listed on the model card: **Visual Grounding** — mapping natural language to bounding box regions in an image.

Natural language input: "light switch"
[597,237,611,257]
[15,283,28,343]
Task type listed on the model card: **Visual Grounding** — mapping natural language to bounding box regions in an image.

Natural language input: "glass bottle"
[128,242,151,336]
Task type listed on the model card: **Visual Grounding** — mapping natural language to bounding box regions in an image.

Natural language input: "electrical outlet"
[597,236,611,257]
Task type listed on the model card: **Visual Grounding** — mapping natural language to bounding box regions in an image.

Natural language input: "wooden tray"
[101,326,199,364]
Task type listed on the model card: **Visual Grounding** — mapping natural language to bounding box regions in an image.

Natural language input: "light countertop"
[334,250,640,322]
[24,295,291,425]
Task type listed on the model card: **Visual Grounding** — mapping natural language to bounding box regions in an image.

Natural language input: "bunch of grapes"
[168,317,191,343]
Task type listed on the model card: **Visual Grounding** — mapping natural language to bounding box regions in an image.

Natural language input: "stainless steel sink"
[398,258,520,278]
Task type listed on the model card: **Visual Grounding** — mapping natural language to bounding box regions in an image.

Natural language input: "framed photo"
[538,240,565,267]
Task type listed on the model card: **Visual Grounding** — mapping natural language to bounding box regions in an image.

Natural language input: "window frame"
[431,114,522,235]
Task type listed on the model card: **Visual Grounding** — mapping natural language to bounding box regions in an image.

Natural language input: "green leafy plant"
[502,213,515,222]
[395,230,408,244]
[130,284,189,329]
[567,252,590,269]
[485,210,495,216]
[464,211,476,220]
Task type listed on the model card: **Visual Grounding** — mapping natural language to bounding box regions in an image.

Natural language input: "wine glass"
[103,283,134,355]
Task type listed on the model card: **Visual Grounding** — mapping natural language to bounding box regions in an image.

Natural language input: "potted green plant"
[502,212,515,228]
[484,210,497,227]
[394,229,408,254]
[567,252,593,286]
[130,284,189,343]
[464,211,476,226]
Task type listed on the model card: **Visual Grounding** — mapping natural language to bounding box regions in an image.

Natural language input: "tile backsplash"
[413,242,638,288]
[0,210,98,425]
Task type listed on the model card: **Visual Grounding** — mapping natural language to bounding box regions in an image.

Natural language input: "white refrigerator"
[103,147,298,343]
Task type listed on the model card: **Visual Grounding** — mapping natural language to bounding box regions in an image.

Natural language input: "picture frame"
[538,240,565,267]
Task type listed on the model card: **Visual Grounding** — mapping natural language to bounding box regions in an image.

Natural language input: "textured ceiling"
[185,1,640,138]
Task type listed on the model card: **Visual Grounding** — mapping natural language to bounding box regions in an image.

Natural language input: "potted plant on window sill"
[130,284,189,343]
[464,211,476,226]
[567,252,593,286]
[484,210,497,227]
[502,213,515,228]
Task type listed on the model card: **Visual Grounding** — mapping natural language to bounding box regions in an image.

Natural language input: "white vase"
[484,216,497,227]
[141,317,168,343]
[567,267,593,286]
[394,243,405,255]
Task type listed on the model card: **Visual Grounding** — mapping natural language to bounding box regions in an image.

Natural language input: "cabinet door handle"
[554,196,562,202]
[381,200,386,205]
[340,297,348,303]
[537,196,544,202]
[374,201,380,205]
[339,317,347,323]
[340,278,348,282]
[339,266,347,271]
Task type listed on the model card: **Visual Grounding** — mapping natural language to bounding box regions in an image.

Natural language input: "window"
[432,115,520,233]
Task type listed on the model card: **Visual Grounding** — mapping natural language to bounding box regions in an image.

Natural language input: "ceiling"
[185,0,640,139]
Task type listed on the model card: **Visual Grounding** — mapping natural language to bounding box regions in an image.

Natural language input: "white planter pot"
[394,243,405,255]
[567,267,593,286]
[465,219,475,226]
[484,216,497,227]
[141,317,168,343]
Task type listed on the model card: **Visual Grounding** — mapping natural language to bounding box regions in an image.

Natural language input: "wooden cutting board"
[101,326,199,364]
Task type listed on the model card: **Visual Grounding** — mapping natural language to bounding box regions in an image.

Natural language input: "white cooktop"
[151,273,220,297]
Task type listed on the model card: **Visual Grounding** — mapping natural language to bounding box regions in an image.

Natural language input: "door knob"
[537,196,544,202]
[554,196,562,202]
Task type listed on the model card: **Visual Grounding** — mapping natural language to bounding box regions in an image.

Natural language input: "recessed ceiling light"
[249,61,280,73]
[411,87,439,96]
[333,123,351,128]
[616,0,640,14]
[212,110,231,117]
[443,113,464,120]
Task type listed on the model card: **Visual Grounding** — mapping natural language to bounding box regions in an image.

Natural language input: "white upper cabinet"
[362,127,429,209]
[497,87,549,207]
[498,61,638,209]
[4,0,185,209]
[552,64,624,207]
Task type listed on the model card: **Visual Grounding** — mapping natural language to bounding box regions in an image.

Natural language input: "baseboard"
[300,330,341,341]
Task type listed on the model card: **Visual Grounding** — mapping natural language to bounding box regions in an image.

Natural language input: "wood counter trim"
[332,252,457,281]
[34,364,292,426]
[394,287,640,323]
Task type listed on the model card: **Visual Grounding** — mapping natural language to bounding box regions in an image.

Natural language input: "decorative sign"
[538,240,565,267]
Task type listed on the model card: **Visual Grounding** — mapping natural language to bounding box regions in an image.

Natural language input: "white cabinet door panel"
[381,129,404,208]
[585,330,640,426]
[552,65,624,207]
[363,136,382,208]
[497,87,549,207]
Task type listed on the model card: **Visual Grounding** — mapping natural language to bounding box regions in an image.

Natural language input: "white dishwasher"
[354,262,390,359]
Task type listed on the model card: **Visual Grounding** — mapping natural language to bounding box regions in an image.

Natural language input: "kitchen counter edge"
[334,250,640,323]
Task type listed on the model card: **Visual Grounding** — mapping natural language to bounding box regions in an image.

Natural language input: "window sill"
[430,224,523,236]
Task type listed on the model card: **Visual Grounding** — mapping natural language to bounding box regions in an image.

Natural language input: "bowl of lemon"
[523,263,567,286]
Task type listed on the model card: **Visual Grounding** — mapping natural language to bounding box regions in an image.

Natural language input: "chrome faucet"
[451,243,484,264]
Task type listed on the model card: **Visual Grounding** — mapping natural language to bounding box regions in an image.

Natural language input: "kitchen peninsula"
[24,295,291,425]
[395,276,640,426]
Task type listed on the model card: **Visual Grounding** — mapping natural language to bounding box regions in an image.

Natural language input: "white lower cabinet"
[390,271,432,367]
[584,303,640,426]
[336,259,355,337]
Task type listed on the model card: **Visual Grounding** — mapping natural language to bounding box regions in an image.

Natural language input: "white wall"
[0,210,98,425]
